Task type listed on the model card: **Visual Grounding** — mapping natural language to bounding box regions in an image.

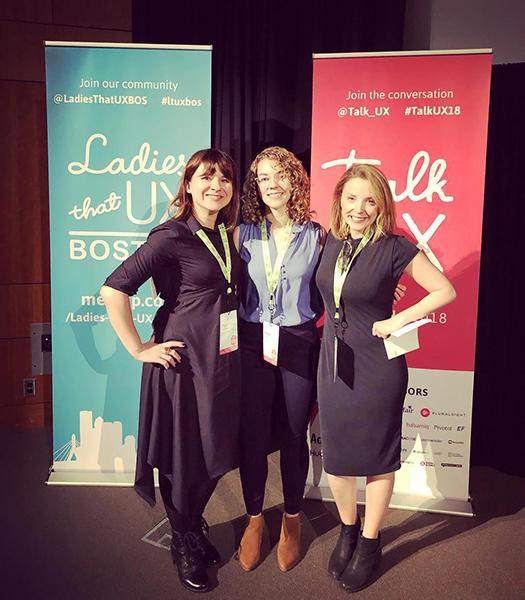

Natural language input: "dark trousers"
[159,474,219,532]
[239,320,317,516]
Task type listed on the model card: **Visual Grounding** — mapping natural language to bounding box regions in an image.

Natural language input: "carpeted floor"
[2,427,524,599]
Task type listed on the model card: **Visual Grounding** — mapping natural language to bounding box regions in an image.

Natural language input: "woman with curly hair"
[232,146,324,573]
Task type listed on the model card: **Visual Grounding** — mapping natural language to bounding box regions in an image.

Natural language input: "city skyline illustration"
[53,410,136,472]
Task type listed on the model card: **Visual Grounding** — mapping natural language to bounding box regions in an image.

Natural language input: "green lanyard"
[332,229,372,322]
[261,219,294,314]
[195,223,232,292]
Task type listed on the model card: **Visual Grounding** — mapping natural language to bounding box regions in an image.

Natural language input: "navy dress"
[104,215,241,513]
[315,232,419,476]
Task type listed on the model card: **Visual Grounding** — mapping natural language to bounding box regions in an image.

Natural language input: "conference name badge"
[263,321,279,365]
[219,310,238,355]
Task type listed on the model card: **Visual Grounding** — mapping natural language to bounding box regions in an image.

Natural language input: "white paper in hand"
[384,318,432,360]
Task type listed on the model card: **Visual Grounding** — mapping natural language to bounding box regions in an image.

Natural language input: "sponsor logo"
[448,439,465,445]
[406,423,430,430]
[401,447,442,457]
[406,387,429,397]
[431,411,466,418]
[420,407,431,418]
[420,461,434,467]
[441,462,462,468]
[434,425,452,431]
[403,405,414,414]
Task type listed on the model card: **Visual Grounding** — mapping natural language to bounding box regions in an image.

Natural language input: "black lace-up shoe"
[170,530,211,593]
[328,515,361,579]
[188,517,221,567]
[340,532,382,593]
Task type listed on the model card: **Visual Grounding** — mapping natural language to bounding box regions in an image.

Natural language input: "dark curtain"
[133,0,406,175]
[471,62,525,477]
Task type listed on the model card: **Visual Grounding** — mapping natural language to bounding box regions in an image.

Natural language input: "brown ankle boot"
[277,513,301,572]
[237,515,264,571]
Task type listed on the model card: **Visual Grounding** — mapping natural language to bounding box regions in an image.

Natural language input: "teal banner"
[45,43,211,476]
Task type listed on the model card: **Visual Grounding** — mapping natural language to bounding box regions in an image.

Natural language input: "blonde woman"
[315,164,456,592]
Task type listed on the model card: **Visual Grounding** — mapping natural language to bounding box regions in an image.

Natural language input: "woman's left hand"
[372,314,404,339]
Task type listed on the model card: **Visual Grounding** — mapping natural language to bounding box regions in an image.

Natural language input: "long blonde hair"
[330,164,396,242]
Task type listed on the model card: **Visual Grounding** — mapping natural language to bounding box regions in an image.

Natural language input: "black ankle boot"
[170,530,211,593]
[188,517,221,567]
[328,515,361,579]
[340,532,382,593]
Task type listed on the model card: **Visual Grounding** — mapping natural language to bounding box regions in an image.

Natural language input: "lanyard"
[261,219,294,315]
[195,223,232,291]
[332,229,371,381]
[332,229,371,322]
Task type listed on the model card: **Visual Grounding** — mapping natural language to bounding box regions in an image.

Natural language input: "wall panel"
[0,80,49,285]
[0,0,52,23]
[52,0,131,31]
[0,284,50,338]
[0,3,132,427]
[0,21,132,82]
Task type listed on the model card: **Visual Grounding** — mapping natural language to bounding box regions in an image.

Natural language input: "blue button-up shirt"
[238,219,323,326]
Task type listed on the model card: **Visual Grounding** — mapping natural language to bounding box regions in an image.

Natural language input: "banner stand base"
[304,484,474,517]
[47,470,135,486]
[47,468,161,487]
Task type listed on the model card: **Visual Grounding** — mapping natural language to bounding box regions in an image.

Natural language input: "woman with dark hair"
[101,149,241,593]
[316,164,456,592]
[233,146,324,573]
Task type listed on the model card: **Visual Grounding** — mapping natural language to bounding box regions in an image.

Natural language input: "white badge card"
[384,318,432,360]
[263,321,280,365]
[219,310,238,355]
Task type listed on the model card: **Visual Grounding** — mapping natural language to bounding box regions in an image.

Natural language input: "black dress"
[315,232,419,476]
[104,215,241,513]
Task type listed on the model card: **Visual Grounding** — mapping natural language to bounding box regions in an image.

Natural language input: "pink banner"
[307,51,492,512]
[311,52,491,371]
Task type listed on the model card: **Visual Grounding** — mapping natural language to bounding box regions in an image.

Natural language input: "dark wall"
[0,0,132,427]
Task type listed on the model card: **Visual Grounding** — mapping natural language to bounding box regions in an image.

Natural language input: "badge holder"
[263,295,279,365]
[219,309,238,355]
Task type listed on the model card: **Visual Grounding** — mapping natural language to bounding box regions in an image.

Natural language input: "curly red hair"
[241,146,311,224]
